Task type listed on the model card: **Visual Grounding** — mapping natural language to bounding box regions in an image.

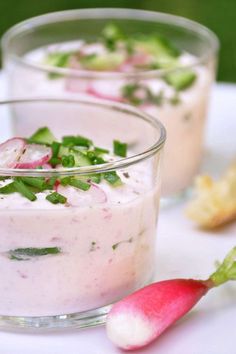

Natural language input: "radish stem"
[209,247,236,286]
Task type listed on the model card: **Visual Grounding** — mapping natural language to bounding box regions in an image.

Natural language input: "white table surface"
[0,78,236,354]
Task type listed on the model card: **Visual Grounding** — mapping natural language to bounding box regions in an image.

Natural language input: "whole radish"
[106,247,236,350]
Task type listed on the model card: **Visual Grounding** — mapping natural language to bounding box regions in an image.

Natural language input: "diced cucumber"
[58,146,91,167]
[29,127,57,145]
[165,69,197,91]
[45,52,71,68]
[81,52,125,71]
[136,34,180,57]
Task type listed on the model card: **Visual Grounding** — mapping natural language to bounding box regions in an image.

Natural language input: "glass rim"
[0,96,166,177]
[1,8,219,80]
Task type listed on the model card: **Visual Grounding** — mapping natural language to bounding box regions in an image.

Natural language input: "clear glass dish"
[0,97,165,330]
[1,8,219,198]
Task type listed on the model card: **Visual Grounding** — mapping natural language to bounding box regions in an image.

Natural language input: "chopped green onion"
[49,157,61,166]
[68,178,91,191]
[46,177,58,189]
[61,154,75,168]
[62,135,92,148]
[20,177,47,191]
[94,146,109,154]
[165,70,197,91]
[51,141,61,158]
[8,247,61,261]
[101,23,124,51]
[0,182,16,194]
[45,52,72,79]
[60,177,91,191]
[104,171,122,186]
[46,192,67,204]
[87,151,106,165]
[14,179,37,201]
[113,140,127,157]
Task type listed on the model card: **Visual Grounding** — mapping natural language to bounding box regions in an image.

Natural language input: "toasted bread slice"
[186,164,236,228]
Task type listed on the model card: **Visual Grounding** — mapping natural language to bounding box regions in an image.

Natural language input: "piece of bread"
[186,164,236,228]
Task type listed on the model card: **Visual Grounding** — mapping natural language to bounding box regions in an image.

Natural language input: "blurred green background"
[0,0,235,82]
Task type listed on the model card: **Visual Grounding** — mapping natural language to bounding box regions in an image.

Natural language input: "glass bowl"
[1,8,219,198]
[0,97,165,329]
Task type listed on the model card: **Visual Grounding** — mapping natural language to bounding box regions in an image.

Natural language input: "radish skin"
[0,138,26,168]
[15,144,52,169]
[106,247,236,350]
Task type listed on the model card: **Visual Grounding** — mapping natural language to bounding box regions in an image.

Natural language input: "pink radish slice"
[119,53,150,72]
[106,279,208,350]
[86,85,123,102]
[15,144,52,169]
[65,56,91,93]
[57,183,107,207]
[0,138,26,168]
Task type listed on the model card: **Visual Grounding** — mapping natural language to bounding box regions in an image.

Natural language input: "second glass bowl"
[1,8,219,198]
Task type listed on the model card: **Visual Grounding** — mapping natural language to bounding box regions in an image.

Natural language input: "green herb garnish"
[8,247,61,261]
[14,179,37,201]
[0,182,16,194]
[165,69,197,91]
[20,177,47,191]
[61,154,75,168]
[101,23,124,51]
[61,177,91,191]
[29,127,56,145]
[112,237,133,250]
[62,135,92,148]
[104,171,122,186]
[113,140,127,157]
[46,192,67,204]
[94,146,109,154]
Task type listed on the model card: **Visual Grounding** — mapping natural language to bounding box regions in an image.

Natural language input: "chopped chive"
[165,70,197,91]
[94,146,109,154]
[51,141,61,158]
[101,23,124,51]
[46,177,58,189]
[49,157,61,166]
[46,192,67,204]
[62,135,92,148]
[113,140,127,157]
[104,171,122,186]
[68,178,91,191]
[8,247,61,261]
[61,154,75,168]
[87,151,106,165]
[60,177,91,191]
[87,174,102,184]
[0,182,16,194]
[20,177,47,191]
[14,179,37,201]
[112,237,133,250]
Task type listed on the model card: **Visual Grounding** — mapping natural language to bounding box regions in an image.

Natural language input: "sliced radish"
[65,56,91,93]
[86,81,124,102]
[119,53,150,72]
[0,138,26,168]
[57,183,107,207]
[15,144,52,169]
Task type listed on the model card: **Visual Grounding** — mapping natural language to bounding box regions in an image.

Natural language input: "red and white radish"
[106,247,236,350]
[57,182,107,207]
[0,138,26,168]
[15,144,52,169]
